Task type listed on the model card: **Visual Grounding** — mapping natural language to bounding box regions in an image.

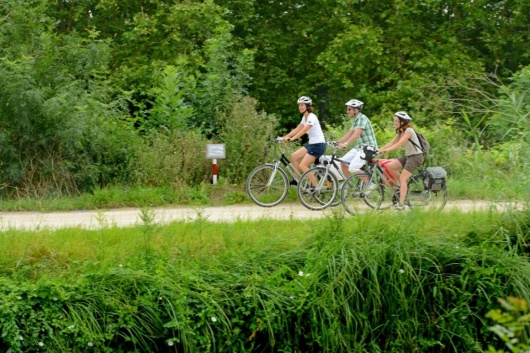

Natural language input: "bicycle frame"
[365,158,446,210]
[266,142,299,186]
[246,139,304,208]
[312,142,345,190]
[297,141,348,210]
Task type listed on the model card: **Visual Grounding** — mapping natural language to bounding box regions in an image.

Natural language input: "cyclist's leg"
[290,146,308,180]
[340,148,357,179]
[300,143,326,187]
[400,154,424,206]
[348,151,371,185]
[384,158,403,185]
[398,169,413,205]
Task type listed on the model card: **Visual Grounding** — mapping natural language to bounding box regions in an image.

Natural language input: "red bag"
[377,159,397,187]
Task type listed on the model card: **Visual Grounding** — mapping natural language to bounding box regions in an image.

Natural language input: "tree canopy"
[0,0,528,195]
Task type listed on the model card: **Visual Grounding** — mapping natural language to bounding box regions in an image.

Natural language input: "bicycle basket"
[423,166,447,191]
[360,145,378,161]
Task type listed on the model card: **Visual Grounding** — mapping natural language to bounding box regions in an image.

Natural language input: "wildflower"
[88,342,93,347]
[399,269,405,274]
[211,317,217,322]
[167,340,174,346]
[19,336,23,341]
[38,342,44,347]
[298,271,304,276]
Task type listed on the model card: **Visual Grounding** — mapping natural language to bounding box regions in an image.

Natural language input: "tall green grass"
[1,206,529,352]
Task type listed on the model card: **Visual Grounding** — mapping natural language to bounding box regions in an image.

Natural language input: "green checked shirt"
[351,113,378,149]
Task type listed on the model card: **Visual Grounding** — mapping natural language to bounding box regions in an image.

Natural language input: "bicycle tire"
[297,166,338,211]
[246,164,289,207]
[406,177,448,212]
[330,191,341,208]
[341,174,383,215]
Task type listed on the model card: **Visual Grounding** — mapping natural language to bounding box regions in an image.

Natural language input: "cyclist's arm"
[338,128,363,148]
[380,131,411,153]
[283,124,304,141]
[289,124,312,141]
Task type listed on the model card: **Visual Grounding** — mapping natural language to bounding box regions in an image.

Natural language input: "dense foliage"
[0,207,529,352]
[0,0,528,197]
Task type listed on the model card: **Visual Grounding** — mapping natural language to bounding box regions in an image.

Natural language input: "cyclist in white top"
[282,96,326,184]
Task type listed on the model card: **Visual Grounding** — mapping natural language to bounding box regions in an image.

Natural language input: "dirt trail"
[0,200,519,231]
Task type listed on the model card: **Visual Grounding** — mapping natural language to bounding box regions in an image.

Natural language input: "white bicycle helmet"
[395,111,412,121]
[297,96,312,105]
[345,99,364,110]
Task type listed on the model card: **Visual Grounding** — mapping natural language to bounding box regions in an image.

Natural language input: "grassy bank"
[1,206,529,352]
[0,175,529,213]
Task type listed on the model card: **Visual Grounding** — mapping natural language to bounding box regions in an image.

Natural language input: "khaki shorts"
[397,154,424,173]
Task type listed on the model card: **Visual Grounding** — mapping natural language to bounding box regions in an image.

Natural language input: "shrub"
[132,130,211,187]
[218,96,278,184]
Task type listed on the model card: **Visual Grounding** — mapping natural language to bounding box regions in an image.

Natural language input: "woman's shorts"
[305,143,326,158]
[397,153,424,173]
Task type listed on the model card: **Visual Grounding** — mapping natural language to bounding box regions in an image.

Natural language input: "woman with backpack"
[379,111,425,210]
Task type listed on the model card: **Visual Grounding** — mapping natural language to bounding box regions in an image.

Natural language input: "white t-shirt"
[300,113,325,144]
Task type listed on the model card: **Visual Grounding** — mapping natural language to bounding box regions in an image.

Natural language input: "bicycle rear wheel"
[406,177,448,212]
[297,166,338,211]
[341,174,383,215]
[246,164,289,207]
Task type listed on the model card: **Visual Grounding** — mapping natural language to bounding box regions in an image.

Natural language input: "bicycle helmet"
[395,111,412,121]
[345,99,364,110]
[297,96,312,105]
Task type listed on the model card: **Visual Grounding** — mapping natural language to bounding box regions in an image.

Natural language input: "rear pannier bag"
[423,167,447,191]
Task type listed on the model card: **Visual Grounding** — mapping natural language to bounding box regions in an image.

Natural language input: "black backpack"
[410,131,430,155]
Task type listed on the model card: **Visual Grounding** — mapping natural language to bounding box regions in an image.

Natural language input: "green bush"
[132,130,211,187]
[2,208,530,352]
[218,96,278,184]
[486,297,530,353]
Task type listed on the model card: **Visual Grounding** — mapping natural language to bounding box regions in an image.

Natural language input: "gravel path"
[0,200,519,230]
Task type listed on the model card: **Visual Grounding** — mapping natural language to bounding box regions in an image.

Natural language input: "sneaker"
[395,203,404,211]
[289,179,298,186]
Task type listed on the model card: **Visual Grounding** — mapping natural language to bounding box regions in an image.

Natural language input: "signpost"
[206,143,226,184]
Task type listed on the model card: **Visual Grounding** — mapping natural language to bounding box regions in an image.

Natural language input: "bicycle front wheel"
[341,174,383,215]
[406,178,448,212]
[297,166,338,211]
[246,164,289,207]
